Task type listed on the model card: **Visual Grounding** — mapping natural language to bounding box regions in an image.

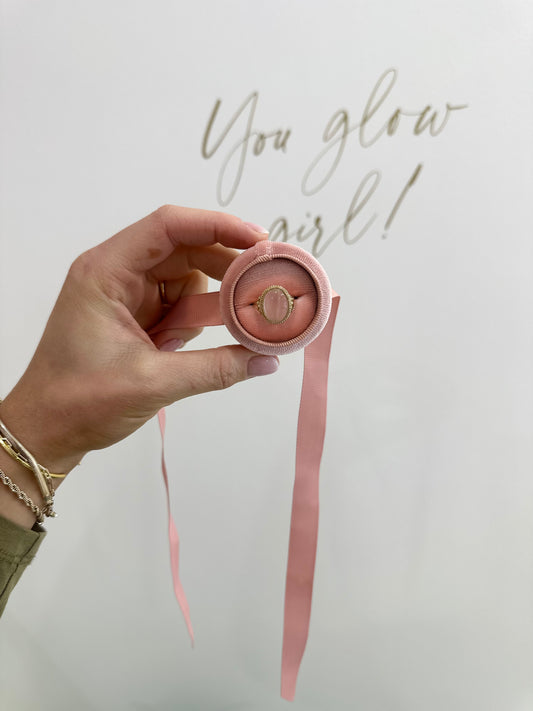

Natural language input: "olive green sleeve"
[0,514,46,616]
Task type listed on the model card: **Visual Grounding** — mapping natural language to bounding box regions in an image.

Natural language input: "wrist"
[0,391,80,528]
[0,392,82,477]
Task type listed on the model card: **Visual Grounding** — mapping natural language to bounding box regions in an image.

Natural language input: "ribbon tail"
[157,408,194,646]
[153,293,223,646]
[281,294,340,701]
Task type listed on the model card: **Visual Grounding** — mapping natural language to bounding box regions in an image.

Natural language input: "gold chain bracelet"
[0,465,45,523]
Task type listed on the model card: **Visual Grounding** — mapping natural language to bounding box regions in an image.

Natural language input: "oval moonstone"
[262,286,292,324]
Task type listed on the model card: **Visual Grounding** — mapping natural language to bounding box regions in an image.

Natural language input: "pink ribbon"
[281,293,339,700]
[150,243,339,700]
[157,407,194,646]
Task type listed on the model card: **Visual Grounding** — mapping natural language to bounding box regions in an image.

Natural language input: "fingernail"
[247,355,279,378]
[243,221,269,235]
[160,338,185,352]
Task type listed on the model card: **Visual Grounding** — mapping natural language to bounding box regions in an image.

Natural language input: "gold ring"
[256,285,294,325]
[158,281,170,306]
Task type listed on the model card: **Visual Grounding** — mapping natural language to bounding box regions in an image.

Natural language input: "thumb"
[149,345,280,403]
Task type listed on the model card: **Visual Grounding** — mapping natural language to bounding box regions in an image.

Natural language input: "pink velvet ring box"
[220,240,332,354]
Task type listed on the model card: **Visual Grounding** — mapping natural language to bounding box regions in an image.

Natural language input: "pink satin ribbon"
[281,293,339,700]
[157,408,194,645]
[150,262,339,702]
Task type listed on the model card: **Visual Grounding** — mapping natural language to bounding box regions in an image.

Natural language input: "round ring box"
[219,241,332,356]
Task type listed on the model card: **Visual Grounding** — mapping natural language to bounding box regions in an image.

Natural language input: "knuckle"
[67,247,114,300]
[67,249,102,290]
[155,204,174,217]
[151,205,179,245]
[211,351,242,391]
[68,250,93,280]
[152,204,174,229]
[121,354,163,405]
[212,212,240,242]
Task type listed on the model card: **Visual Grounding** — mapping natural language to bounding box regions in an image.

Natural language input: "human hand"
[0,206,278,481]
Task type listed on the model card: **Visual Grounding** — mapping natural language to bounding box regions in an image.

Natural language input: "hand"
[0,206,278,482]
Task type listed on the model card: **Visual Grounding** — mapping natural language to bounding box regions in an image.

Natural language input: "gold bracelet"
[0,435,67,479]
[0,416,56,518]
[0,465,45,523]
[0,399,66,480]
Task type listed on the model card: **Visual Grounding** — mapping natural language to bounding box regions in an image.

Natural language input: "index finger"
[105,205,269,273]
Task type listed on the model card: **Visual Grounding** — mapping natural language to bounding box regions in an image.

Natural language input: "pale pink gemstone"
[263,287,291,323]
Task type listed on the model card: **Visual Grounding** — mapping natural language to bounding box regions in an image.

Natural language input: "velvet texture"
[220,241,332,355]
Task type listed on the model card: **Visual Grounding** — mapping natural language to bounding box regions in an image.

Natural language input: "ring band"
[159,281,170,306]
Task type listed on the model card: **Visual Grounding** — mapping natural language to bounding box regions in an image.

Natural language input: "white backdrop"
[1,2,532,710]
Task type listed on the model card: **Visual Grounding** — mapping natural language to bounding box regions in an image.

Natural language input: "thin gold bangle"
[0,436,67,479]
